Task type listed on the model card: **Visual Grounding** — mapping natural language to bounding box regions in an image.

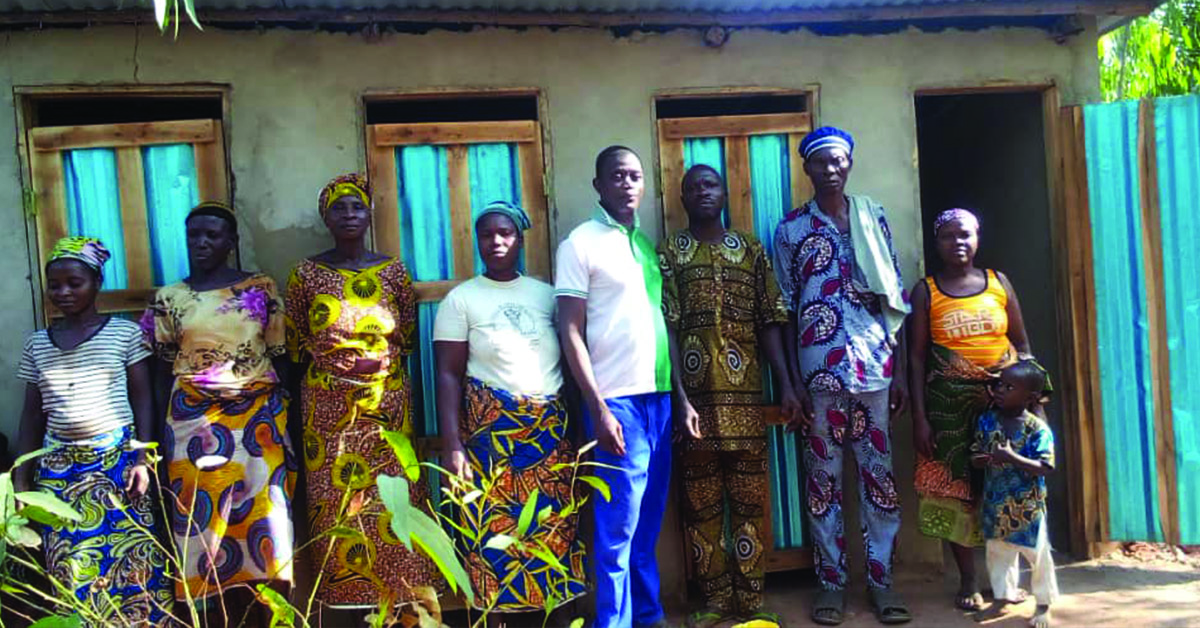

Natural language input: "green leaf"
[30,615,81,628]
[577,440,597,455]
[5,522,41,548]
[0,472,12,520]
[377,474,412,550]
[324,526,368,543]
[537,504,553,525]
[544,593,560,616]
[182,0,202,30]
[483,534,516,552]
[18,505,67,528]
[15,491,82,522]
[153,0,168,30]
[516,488,540,538]
[578,476,611,502]
[13,447,53,471]
[527,541,567,574]
[408,508,475,605]
[460,489,483,505]
[569,619,585,628]
[256,583,295,628]
[381,430,421,482]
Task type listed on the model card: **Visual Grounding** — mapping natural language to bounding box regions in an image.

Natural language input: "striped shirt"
[17,318,151,440]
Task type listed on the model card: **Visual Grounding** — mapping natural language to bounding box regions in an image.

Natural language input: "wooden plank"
[413,280,462,303]
[1137,99,1180,546]
[31,119,217,152]
[659,113,811,140]
[114,147,153,290]
[787,132,813,208]
[194,120,229,203]
[446,145,475,280]
[766,548,813,572]
[518,138,552,281]
[657,133,686,237]
[725,135,754,234]
[371,121,538,147]
[29,148,70,325]
[367,127,403,260]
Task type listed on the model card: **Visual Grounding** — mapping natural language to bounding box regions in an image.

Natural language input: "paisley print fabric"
[679,447,768,615]
[658,229,788,452]
[914,343,1015,547]
[36,426,173,626]
[973,410,1055,549]
[772,201,904,395]
[458,378,586,611]
[165,380,296,600]
[804,391,900,591]
[284,258,438,608]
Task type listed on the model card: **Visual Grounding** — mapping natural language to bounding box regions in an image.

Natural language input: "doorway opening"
[914,89,1068,548]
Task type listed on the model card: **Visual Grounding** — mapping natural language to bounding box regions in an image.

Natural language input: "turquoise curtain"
[467,143,524,273]
[398,145,454,283]
[683,137,729,227]
[1154,95,1200,544]
[142,144,198,285]
[63,149,127,290]
[747,133,805,550]
[414,302,441,436]
[1084,100,1162,541]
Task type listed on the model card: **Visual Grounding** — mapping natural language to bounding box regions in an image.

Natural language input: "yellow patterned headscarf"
[319,173,372,218]
[47,236,110,278]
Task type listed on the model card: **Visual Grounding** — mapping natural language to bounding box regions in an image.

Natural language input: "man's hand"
[785,388,816,433]
[445,447,474,482]
[125,464,151,499]
[889,378,908,418]
[779,386,802,425]
[595,406,627,457]
[674,396,702,442]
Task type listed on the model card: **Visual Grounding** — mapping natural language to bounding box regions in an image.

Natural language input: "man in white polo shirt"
[556,145,700,628]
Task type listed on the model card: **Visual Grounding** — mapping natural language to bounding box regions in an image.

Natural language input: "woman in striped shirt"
[14,236,172,626]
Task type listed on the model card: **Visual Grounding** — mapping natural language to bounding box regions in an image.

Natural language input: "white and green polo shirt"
[555,206,672,400]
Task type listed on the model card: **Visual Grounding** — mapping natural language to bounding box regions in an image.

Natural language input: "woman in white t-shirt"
[433,201,586,616]
[14,237,172,625]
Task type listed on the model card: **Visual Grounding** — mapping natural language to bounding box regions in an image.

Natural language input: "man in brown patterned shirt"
[658,164,800,628]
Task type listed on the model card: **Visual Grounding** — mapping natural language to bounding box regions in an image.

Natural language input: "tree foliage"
[150,0,201,34]
[1100,0,1200,101]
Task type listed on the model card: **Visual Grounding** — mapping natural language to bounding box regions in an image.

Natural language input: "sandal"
[811,589,845,626]
[869,587,913,624]
[955,588,985,611]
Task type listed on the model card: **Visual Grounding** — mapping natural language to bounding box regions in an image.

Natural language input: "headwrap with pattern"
[799,126,855,160]
[933,208,980,235]
[318,173,372,218]
[47,236,110,278]
[475,200,532,231]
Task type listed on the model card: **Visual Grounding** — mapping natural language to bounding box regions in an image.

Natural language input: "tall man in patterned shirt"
[772,127,912,625]
[659,165,800,628]
[556,146,701,628]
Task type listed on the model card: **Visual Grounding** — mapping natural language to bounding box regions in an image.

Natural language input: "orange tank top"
[926,270,1011,367]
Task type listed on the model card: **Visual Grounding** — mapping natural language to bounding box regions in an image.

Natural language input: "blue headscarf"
[799,126,855,160]
[475,200,532,231]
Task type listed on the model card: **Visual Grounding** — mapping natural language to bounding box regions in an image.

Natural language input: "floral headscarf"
[47,236,111,278]
[318,173,372,218]
[933,208,980,235]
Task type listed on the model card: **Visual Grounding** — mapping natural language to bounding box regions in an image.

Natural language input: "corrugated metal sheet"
[0,0,1091,13]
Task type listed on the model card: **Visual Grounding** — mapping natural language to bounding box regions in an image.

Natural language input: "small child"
[971,359,1059,628]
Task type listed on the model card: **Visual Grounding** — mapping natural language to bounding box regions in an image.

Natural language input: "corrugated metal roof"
[0,0,1137,12]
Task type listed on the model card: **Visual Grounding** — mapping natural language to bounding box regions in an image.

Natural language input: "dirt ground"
[448,546,1200,628]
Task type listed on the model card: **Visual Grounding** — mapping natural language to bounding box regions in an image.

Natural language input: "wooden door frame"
[913,83,1105,558]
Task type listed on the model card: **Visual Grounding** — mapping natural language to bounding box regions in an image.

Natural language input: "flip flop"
[955,589,985,611]
[734,611,786,628]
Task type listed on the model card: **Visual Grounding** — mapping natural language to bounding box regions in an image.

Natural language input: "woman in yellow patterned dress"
[285,173,437,617]
[146,202,297,627]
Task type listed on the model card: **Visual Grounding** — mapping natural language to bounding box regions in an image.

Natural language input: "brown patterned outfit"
[284,258,437,608]
[658,229,788,615]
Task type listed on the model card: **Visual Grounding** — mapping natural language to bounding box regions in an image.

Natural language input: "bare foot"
[974,601,1012,623]
[1029,605,1052,628]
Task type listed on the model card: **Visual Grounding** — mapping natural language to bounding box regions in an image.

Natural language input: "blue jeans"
[586,392,673,628]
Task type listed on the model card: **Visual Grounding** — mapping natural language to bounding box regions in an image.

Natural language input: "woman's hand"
[673,394,702,443]
[445,447,474,483]
[913,414,935,459]
[125,463,151,499]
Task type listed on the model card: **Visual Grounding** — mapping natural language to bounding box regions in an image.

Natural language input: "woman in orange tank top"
[908,208,1035,612]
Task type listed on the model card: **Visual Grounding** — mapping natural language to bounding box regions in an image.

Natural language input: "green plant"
[1099,0,1200,100]
[150,0,202,35]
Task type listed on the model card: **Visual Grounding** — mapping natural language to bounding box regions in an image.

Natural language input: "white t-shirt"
[433,275,563,396]
[17,318,151,441]
[554,207,672,400]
